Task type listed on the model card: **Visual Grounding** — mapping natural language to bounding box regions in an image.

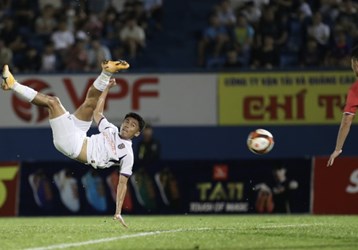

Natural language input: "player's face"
[119,117,140,139]
[351,59,358,76]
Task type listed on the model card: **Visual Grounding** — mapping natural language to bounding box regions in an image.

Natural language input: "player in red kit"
[328,45,358,166]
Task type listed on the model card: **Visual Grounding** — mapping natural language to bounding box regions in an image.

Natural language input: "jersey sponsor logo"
[118,143,125,149]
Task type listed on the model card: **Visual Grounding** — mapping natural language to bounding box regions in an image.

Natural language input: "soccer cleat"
[1,65,15,90]
[102,60,130,73]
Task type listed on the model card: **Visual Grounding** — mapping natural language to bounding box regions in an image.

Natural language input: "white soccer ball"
[247,129,274,155]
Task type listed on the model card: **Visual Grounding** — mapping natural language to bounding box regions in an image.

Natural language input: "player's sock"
[12,82,38,102]
[93,71,112,91]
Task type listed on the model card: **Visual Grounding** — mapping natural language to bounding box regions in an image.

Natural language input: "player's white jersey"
[86,118,134,176]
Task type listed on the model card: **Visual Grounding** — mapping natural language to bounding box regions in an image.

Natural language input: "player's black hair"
[350,45,358,60]
[125,112,145,132]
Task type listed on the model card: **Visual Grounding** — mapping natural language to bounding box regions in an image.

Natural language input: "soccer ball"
[247,129,274,155]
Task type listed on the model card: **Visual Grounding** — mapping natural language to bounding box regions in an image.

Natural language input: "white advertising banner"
[0,73,217,127]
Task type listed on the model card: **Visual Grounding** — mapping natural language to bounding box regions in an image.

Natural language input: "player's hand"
[327,149,342,167]
[113,213,128,228]
[108,78,117,89]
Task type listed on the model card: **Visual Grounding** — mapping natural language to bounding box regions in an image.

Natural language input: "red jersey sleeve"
[343,80,358,114]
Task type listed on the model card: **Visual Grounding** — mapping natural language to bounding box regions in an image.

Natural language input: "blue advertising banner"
[18,159,312,216]
[163,159,312,214]
[19,162,134,216]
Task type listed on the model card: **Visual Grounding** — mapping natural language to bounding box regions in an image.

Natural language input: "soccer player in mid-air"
[328,45,358,167]
[1,61,145,227]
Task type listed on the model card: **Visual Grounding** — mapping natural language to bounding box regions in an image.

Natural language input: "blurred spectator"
[101,8,121,51]
[299,38,322,67]
[255,165,298,214]
[38,0,62,11]
[255,6,288,49]
[136,124,161,167]
[222,47,242,68]
[40,43,57,72]
[120,17,146,59]
[336,0,358,44]
[11,0,36,33]
[75,21,90,42]
[87,0,111,14]
[2,0,357,72]
[9,35,27,70]
[319,0,341,23]
[51,21,75,51]
[307,11,330,57]
[197,13,230,66]
[51,20,75,68]
[17,47,41,72]
[240,1,262,28]
[337,0,358,25]
[133,124,170,211]
[325,28,351,67]
[143,0,163,31]
[132,1,149,31]
[0,0,11,11]
[35,4,58,41]
[251,35,280,69]
[231,15,255,66]
[216,0,237,27]
[0,18,19,46]
[64,39,89,72]
[271,0,294,13]
[87,39,112,71]
[292,0,312,21]
[83,13,104,38]
[0,39,13,67]
[109,0,128,13]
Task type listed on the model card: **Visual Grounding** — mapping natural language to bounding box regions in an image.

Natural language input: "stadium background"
[0,0,357,216]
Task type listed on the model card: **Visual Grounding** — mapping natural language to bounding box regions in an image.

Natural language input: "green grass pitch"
[0,215,357,250]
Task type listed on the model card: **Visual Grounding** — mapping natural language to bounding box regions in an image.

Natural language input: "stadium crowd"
[0,0,162,72]
[198,0,358,69]
[0,0,357,72]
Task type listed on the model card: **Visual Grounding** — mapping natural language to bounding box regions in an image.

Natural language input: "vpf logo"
[12,79,53,123]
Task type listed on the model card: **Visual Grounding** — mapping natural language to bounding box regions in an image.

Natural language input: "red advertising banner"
[0,162,20,216]
[313,157,358,214]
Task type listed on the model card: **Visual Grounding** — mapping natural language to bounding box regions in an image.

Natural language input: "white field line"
[23,223,324,250]
[255,223,324,229]
[23,228,210,250]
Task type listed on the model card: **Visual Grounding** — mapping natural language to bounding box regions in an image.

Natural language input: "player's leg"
[1,65,66,119]
[73,60,129,122]
[1,65,83,160]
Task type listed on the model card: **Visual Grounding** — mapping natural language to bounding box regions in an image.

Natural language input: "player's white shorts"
[49,112,91,159]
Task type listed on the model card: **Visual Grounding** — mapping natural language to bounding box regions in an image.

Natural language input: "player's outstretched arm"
[327,114,354,167]
[113,174,129,228]
[93,78,117,125]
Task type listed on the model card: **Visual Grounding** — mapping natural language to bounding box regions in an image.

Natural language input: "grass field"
[0,215,357,250]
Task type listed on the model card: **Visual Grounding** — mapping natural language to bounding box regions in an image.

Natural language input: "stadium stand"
[0,0,357,72]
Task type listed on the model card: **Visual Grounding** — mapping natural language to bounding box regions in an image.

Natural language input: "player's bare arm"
[327,113,354,167]
[113,174,129,227]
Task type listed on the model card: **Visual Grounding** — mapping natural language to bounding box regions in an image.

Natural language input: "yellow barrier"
[219,71,356,125]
